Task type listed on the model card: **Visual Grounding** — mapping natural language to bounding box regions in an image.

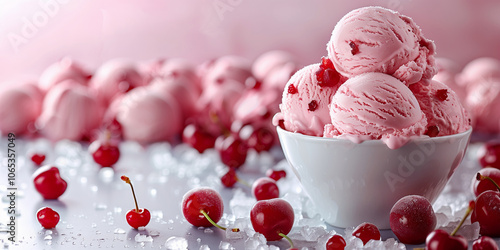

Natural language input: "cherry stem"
[121,176,140,212]
[209,111,230,137]
[477,173,500,191]
[278,233,294,249]
[237,177,251,188]
[200,210,239,232]
[451,200,475,236]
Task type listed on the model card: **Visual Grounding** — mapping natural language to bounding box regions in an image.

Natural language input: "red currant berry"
[265,169,287,181]
[30,153,46,166]
[250,198,294,241]
[37,207,60,229]
[221,168,238,188]
[326,234,346,250]
[252,177,279,201]
[390,195,437,244]
[352,222,380,245]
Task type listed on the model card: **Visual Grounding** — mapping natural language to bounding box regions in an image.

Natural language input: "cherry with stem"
[182,187,239,232]
[121,175,150,229]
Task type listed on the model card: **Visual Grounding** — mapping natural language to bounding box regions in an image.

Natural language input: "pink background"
[1,0,500,85]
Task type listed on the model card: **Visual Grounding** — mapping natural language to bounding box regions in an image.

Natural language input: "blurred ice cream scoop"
[252,50,296,82]
[457,57,500,92]
[39,57,90,92]
[37,80,103,141]
[90,59,146,106]
[0,83,43,135]
[433,58,466,101]
[116,87,182,144]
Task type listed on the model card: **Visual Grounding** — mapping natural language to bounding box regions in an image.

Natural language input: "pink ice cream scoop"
[200,56,253,88]
[116,87,182,144]
[433,58,466,101]
[197,79,245,133]
[39,57,90,92]
[252,50,296,81]
[325,72,427,149]
[466,79,500,133]
[149,75,200,122]
[273,61,342,137]
[327,6,436,85]
[410,80,470,137]
[37,80,103,141]
[456,57,500,92]
[0,83,43,135]
[90,59,146,106]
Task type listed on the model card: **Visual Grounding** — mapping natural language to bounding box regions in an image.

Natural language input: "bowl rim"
[276,126,473,145]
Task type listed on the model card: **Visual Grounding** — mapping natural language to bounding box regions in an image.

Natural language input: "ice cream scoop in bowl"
[276,126,472,229]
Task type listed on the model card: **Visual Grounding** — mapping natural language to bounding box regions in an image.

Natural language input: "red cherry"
[30,153,46,166]
[89,140,120,168]
[32,165,67,199]
[352,222,380,245]
[479,142,500,169]
[265,169,287,181]
[473,190,500,237]
[36,207,60,229]
[472,168,500,196]
[121,176,150,229]
[252,177,279,201]
[426,229,468,250]
[182,187,224,228]
[426,200,475,250]
[250,198,294,241]
[245,127,275,153]
[215,135,248,169]
[326,234,346,250]
[389,195,437,244]
[221,168,238,188]
[473,236,499,250]
[182,123,217,154]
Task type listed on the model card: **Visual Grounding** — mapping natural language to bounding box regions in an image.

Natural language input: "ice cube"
[226,228,244,240]
[114,228,126,234]
[134,233,153,243]
[199,245,210,250]
[219,241,232,250]
[165,237,188,249]
[299,225,328,242]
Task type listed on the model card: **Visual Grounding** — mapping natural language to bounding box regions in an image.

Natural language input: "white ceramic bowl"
[277,127,472,229]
